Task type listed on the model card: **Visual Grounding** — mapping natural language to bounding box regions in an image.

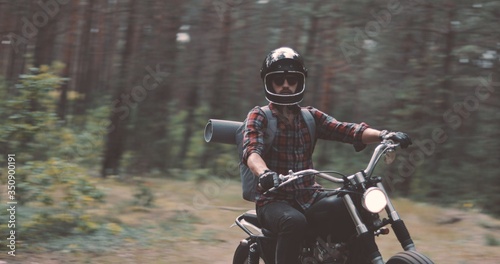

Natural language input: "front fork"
[343,194,384,264]
[377,182,416,251]
[342,183,416,264]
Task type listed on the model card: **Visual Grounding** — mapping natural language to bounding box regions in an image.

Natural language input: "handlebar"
[265,140,399,193]
[364,139,399,176]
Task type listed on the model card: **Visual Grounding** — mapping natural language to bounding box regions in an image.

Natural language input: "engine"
[301,235,348,264]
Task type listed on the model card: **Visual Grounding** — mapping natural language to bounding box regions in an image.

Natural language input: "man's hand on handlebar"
[379,130,412,149]
[258,170,281,191]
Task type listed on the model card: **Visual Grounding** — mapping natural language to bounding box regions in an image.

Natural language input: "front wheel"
[233,242,265,264]
[386,251,434,264]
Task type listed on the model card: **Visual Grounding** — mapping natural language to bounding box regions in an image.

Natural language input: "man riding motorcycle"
[241,47,412,264]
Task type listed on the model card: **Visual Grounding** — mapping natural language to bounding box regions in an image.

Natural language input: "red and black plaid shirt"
[242,103,369,210]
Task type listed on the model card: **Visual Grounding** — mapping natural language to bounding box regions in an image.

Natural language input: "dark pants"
[257,201,307,264]
[256,193,350,264]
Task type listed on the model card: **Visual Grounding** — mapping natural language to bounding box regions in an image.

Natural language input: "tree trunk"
[101,0,138,177]
[33,19,57,68]
[200,6,232,168]
[130,0,184,172]
[58,1,78,120]
[73,0,96,117]
[5,0,32,87]
[177,2,211,168]
[0,2,13,78]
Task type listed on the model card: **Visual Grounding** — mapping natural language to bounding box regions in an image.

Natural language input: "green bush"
[132,183,155,207]
[0,66,107,248]
[0,67,62,158]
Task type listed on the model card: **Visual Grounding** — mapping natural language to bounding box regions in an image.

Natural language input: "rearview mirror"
[384,150,396,165]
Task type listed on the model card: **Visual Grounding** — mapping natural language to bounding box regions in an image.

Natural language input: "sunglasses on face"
[271,74,299,86]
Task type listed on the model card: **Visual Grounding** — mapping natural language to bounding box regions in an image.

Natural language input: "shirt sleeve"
[242,106,267,165]
[308,106,370,152]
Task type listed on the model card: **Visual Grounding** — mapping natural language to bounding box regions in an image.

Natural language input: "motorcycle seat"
[242,210,260,226]
[242,210,276,238]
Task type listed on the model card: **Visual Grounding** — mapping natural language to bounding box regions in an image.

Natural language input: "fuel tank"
[305,194,356,242]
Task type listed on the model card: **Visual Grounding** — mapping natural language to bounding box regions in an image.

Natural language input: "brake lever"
[381,139,400,149]
[265,174,297,193]
[263,170,320,194]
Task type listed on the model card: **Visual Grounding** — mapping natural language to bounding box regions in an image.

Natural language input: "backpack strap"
[261,105,277,150]
[300,107,317,153]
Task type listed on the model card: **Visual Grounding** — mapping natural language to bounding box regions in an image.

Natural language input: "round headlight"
[362,187,388,213]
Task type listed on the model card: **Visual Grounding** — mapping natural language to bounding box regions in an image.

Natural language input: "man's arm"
[362,128,413,148]
[362,128,382,144]
[247,152,269,177]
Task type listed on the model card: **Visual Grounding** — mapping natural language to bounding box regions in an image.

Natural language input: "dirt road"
[2,178,499,263]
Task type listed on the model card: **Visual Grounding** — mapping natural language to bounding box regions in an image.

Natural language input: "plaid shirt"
[242,103,369,210]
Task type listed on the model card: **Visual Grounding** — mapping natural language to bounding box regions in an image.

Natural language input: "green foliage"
[0,67,107,248]
[15,158,104,206]
[8,158,105,243]
[0,66,61,157]
[58,105,110,166]
[132,183,155,207]
[485,234,500,247]
[160,210,203,238]
[0,64,108,164]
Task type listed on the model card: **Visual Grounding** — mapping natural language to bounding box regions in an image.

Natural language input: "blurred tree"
[102,0,138,177]
[2,0,32,86]
[73,0,96,117]
[177,1,212,168]
[128,0,184,172]
[57,1,78,120]
[32,10,57,68]
[199,1,233,168]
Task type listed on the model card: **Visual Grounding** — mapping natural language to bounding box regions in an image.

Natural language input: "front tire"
[386,251,434,264]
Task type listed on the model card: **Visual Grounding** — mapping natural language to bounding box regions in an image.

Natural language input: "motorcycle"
[231,139,434,264]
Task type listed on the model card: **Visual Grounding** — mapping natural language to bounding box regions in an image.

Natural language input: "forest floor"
[1,176,500,264]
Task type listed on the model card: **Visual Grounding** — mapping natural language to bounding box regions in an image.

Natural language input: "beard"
[279,89,293,94]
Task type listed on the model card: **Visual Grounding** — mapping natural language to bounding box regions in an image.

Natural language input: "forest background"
[0,0,499,261]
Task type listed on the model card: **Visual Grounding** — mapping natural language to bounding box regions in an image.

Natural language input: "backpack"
[235,106,317,201]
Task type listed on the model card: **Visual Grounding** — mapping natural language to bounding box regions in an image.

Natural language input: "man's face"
[270,73,299,94]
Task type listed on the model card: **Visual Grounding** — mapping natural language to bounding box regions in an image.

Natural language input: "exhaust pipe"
[204,119,243,145]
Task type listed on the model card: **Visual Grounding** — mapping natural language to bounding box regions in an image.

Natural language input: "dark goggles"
[270,73,300,86]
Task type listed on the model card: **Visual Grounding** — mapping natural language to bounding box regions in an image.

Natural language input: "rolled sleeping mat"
[204,119,243,145]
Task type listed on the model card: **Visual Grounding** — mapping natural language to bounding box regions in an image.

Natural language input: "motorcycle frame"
[233,141,417,264]
[332,142,417,263]
[234,214,276,263]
